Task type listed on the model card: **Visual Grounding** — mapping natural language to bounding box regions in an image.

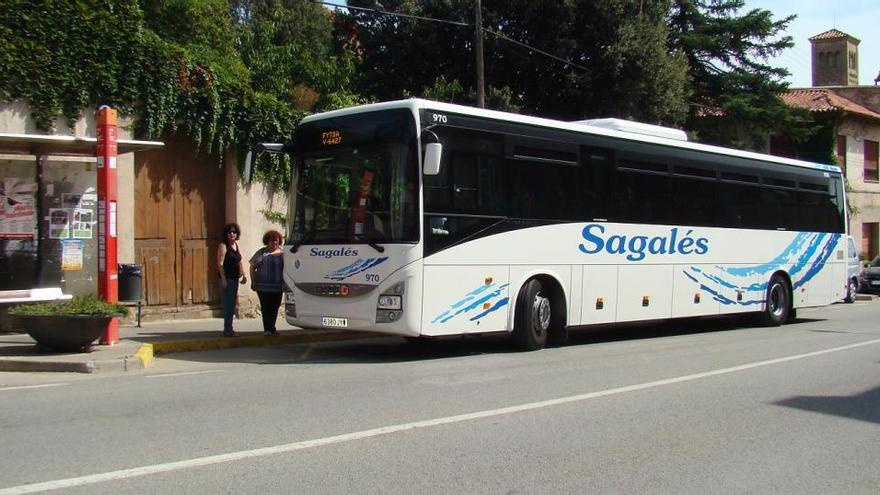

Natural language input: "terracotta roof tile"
[782,89,880,121]
[809,29,859,41]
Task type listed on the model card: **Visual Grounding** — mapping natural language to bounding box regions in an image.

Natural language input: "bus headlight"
[377,295,402,310]
[376,282,404,323]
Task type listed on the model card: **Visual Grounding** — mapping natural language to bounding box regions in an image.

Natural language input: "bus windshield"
[289,109,419,245]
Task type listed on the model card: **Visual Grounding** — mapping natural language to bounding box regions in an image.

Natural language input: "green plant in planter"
[10,295,128,352]
[9,295,128,317]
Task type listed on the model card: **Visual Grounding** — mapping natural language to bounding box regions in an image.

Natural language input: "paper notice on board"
[49,208,71,239]
[73,208,94,239]
[0,178,37,239]
[61,239,84,271]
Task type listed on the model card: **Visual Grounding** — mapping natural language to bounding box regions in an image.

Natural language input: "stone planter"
[13,314,116,352]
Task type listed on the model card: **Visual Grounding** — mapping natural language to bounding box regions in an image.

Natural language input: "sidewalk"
[0,318,380,374]
[3,295,876,374]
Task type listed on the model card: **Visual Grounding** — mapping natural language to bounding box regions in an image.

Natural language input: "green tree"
[668,0,808,149]
[345,0,689,124]
[0,0,366,188]
[0,1,145,130]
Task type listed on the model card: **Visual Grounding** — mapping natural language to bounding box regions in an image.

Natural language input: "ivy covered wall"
[0,0,362,189]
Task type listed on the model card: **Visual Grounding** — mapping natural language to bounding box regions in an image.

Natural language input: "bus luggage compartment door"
[422,265,510,336]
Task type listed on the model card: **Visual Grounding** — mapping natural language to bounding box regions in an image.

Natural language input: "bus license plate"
[322,317,348,328]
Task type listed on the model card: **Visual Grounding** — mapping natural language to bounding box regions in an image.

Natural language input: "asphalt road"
[1,302,879,494]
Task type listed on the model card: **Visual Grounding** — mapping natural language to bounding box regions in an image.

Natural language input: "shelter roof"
[0,133,163,157]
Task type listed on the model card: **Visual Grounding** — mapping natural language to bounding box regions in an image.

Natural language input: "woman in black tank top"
[216,223,247,336]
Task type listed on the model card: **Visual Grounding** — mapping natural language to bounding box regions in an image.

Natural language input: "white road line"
[144,370,224,379]
[0,383,68,392]
[2,337,879,495]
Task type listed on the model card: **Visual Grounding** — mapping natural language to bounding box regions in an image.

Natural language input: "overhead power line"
[481,28,589,72]
[312,0,586,72]
[312,1,468,27]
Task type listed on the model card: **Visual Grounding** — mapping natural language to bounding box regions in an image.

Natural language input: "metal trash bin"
[118,264,143,301]
[118,264,143,327]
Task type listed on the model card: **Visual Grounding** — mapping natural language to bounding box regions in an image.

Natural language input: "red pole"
[96,106,119,345]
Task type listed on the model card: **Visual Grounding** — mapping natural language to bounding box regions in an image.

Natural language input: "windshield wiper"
[354,232,385,253]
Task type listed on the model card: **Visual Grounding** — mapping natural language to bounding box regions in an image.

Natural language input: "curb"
[0,343,154,374]
[150,330,381,355]
[0,331,377,372]
[0,359,96,373]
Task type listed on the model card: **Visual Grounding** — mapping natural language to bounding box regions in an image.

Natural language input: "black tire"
[512,279,550,351]
[844,278,857,304]
[761,275,790,326]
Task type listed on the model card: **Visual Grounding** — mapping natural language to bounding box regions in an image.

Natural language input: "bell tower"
[810,29,860,86]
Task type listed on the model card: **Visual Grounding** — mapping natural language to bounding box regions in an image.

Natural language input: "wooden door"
[135,135,225,307]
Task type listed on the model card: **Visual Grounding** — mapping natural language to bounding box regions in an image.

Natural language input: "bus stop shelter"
[0,127,163,337]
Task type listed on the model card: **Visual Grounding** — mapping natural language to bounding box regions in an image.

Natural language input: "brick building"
[775,29,880,260]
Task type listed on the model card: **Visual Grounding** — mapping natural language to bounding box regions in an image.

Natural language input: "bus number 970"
[432,113,448,124]
[365,273,380,283]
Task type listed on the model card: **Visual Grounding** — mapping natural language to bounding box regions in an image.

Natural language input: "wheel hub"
[533,295,551,332]
[769,284,784,318]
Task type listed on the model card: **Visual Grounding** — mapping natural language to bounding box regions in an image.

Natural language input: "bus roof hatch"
[573,118,688,142]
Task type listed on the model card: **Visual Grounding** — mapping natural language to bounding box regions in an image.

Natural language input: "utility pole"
[474,0,485,108]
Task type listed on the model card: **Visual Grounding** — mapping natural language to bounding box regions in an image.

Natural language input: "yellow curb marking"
[134,343,154,368]
[294,344,315,361]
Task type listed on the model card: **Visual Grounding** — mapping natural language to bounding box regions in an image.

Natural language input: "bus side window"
[581,147,614,221]
[615,169,671,224]
[672,176,719,227]
[424,155,451,211]
[761,187,797,230]
[719,181,762,228]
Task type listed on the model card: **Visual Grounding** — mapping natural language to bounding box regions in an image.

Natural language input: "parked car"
[860,255,880,295]
[845,236,861,303]
[843,236,862,303]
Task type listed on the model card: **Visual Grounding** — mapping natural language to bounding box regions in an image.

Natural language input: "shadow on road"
[775,385,880,425]
[158,313,824,366]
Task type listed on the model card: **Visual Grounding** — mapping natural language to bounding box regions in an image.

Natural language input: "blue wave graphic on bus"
[432,283,510,323]
[683,232,840,306]
[324,257,388,281]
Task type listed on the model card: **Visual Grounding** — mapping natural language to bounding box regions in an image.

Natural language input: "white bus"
[271,99,847,350]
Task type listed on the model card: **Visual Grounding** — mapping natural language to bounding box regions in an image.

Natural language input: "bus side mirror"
[243,143,288,185]
[423,143,442,176]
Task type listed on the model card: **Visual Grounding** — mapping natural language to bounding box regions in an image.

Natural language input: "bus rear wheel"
[513,279,549,351]
[761,275,790,326]
[844,278,858,304]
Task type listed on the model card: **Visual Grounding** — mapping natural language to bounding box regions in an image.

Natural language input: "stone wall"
[839,118,880,257]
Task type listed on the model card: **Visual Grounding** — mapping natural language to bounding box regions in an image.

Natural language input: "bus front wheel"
[513,279,549,351]
[761,275,790,326]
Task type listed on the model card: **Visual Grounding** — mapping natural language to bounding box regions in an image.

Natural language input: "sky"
[323,1,880,88]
